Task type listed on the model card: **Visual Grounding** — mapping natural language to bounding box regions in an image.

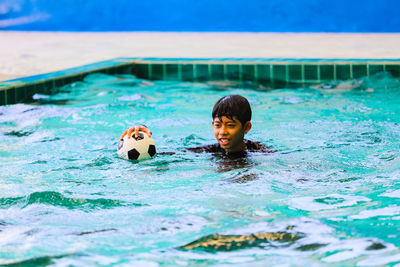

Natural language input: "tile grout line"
[223,64,227,80]
[15,87,18,103]
[270,64,274,88]
[333,64,337,80]
[193,64,197,82]
[52,79,56,94]
[238,65,242,83]
[24,85,28,101]
[162,64,167,80]
[350,63,353,79]
[285,65,289,87]
[148,64,152,80]
[254,64,258,83]
[178,64,182,81]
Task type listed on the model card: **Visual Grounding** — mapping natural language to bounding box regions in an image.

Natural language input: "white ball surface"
[117,131,157,160]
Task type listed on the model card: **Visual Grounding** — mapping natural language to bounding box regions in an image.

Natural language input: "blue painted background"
[0,0,399,32]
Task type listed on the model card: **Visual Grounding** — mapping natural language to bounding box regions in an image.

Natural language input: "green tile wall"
[150,64,164,80]
[24,84,36,100]
[242,65,255,81]
[226,64,239,80]
[386,65,400,77]
[256,64,271,83]
[304,65,318,81]
[166,64,178,81]
[353,64,367,79]
[39,81,52,94]
[272,65,285,80]
[135,63,149,78]
[181,64,194,81]
[336,65,351,80]
[0,90,5,105]
[369,65,384,75]
[16,86,25,102]
[194,64,208,81]
[320,65,334,80]
[289,65,302,81]
[273,65,287,86]
[7,88,16,105]
[1,59,400,106]
[210,64,224,80]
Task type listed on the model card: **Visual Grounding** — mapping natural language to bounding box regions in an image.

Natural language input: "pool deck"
[1,31,400,81]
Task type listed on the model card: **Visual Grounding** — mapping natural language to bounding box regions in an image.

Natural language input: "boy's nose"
[220,126,228,134]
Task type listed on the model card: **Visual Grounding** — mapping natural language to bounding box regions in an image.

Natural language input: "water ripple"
[0,253,78,266]
[0,191,141,210]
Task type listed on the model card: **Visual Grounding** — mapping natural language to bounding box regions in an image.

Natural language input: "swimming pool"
[1,72,400,265]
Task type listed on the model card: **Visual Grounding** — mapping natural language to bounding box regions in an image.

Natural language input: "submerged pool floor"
[1,73,400,265]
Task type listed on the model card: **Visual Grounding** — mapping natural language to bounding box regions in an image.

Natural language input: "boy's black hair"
[212,95,252,126]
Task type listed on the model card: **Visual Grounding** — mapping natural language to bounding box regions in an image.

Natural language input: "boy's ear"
[243,121,252,134]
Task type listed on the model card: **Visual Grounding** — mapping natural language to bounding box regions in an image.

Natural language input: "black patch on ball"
[148,144,156,157]
[118,140,124,150]
[128,148,140,160]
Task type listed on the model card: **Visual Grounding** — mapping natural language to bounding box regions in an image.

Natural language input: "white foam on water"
[350,206,400,219]
[380,189,400,198]
[118,94,143,101]
[322,250,359,263]
[357,253,400,266]
[289,194,370,212]
[32,93,50,99]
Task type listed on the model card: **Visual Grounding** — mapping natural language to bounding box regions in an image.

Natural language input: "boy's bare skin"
[212,116,251,153]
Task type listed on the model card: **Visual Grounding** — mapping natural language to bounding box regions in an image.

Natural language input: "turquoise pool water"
[1,73,400,266]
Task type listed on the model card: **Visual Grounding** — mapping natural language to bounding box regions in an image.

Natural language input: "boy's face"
[212,116,251,153]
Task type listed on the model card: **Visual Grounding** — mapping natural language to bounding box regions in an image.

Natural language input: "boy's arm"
[120,125,152,140]
[246,140,276,153]
[185,143,220,153]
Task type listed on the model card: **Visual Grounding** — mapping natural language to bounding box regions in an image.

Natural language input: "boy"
[120,95,273,158]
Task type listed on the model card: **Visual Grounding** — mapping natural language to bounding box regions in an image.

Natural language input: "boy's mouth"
[219,138,230,146]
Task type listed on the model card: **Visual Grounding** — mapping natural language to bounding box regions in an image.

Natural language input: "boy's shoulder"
[185,143,222,153]
[186,139,275,154]
[244,140,275,153]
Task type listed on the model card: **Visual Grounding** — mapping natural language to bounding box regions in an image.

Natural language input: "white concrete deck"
[1,31,400,81]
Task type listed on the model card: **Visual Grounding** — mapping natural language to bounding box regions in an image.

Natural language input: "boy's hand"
[120,125,152,140]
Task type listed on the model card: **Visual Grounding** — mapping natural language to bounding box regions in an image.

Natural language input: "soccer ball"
[117,131,157,160]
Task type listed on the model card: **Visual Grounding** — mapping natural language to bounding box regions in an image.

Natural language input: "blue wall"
[1,0,399,32]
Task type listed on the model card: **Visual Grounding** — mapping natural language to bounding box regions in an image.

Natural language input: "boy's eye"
[227,124,235,128]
